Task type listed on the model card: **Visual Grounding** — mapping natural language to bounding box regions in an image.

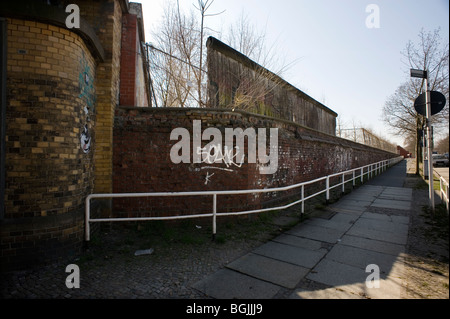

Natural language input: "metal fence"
[337,128,397,153]
[85,156,404,241]
[437,173,449,212]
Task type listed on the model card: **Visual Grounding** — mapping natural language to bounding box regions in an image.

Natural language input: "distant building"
[0,0,151,271]
[120,2,151,107]
[397,145,412,158]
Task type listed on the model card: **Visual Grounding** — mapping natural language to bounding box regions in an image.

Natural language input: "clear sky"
[137,0,449,146]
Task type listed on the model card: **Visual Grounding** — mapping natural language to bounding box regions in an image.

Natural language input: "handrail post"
[326,176,330,203]
[85,196,90,242]
[361,167,363,183]
[301,184,304,216]
[341,173,345,194]
[446,183,449,212]
[352,170,355,188]
[212,194,217,241]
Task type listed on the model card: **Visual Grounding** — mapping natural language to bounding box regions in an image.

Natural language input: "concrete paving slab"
[253,241,327,268]
[303,217,354,232]
[333,200,369,211]
[339,234,405,256]
[355,186,383,192]
[342,192,378,201]
[346,225,408,245]
[326,207,364,215]
[360,211,409,225]
[350,185,384,197]
[379,189,412,196]
[326,244,399,277]
[286,223,347,244]
[371,198,411,210]
[354,217,409,236]
[226,253,309,289]
[383,187,413,195]
[272,234,323,251]
[306,259,367,295]
[305,258,404,299]
[329,212,358,223]
[390,215,410,225]
[192,268,280,299]
[378,193,413,201]
[365,254,406,299]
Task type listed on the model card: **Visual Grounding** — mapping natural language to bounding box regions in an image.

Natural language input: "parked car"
[432,154,449,167]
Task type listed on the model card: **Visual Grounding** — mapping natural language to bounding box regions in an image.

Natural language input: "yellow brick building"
[0,0,150,270]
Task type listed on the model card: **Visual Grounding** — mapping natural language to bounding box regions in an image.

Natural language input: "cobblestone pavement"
[1,159,448,299]
[0,214,291,299]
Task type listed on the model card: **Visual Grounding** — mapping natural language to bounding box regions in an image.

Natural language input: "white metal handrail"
[438,174,449,212]
[85,156,404,241]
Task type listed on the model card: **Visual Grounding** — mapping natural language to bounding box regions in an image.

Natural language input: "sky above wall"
[138,0,449,147]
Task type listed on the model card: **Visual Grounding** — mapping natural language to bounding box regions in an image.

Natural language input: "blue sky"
[140,0,449,146]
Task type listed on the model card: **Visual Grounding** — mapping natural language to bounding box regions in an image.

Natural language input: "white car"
[432,154,449,167]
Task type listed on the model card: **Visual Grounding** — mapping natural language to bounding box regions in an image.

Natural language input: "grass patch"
[421,204,449,244]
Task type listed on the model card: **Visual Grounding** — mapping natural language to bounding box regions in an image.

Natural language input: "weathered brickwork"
[1,17,97,270]
[1,0,151,271]
[119,13,137,106]
[113,107,396,217]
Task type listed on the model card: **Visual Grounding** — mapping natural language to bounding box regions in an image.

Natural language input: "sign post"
[411,69,435,212]
[425,75,435,212]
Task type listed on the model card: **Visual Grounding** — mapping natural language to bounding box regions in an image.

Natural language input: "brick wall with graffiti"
[112,106,397,218]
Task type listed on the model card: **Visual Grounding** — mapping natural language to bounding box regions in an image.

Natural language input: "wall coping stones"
[116,106,397,156]
[0,0,105,61]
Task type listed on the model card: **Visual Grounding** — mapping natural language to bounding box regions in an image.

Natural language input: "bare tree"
[382,28,449,173]
[149,0,222,107]
[149,2,201,107]
[225,11,292,76]
[193,0,224,107]
[149,1,294,111]
[435,134,449,155]
[210,11,296,113]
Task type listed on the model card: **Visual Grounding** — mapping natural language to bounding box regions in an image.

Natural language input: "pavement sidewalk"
[193,160,414,299]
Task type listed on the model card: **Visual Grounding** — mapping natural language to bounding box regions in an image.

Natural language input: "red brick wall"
[112,107,397,217]
[119,13,137,106]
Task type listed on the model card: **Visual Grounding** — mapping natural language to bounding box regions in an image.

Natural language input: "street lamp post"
[410,69,434,212]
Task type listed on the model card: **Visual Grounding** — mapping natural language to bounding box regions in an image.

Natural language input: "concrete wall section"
[206,37,337,136]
